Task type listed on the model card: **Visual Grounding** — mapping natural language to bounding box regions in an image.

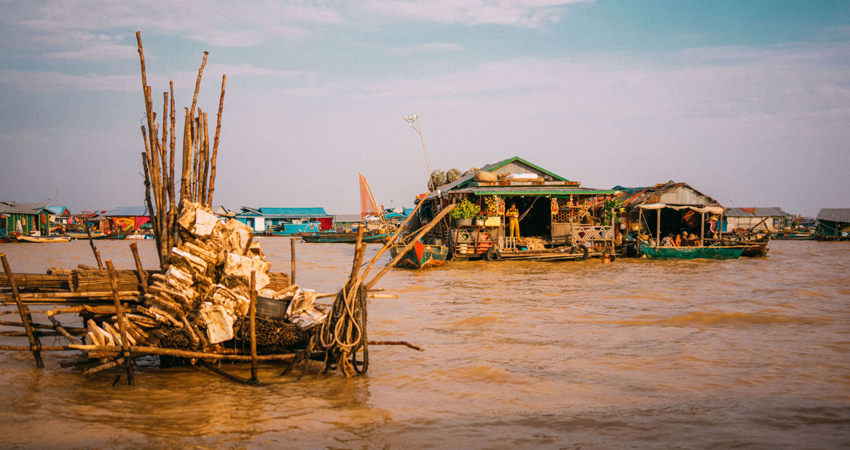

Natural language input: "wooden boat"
[640,243,744,260]
[390,240,449,269]
[301,230,389,244]
[17,235,72,243]
[65,231,106,240]
[772,230,815,240]
[302,174,392,244]
[125,233,154,240]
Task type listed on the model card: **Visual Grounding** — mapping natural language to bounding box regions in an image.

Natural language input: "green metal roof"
[470,186,616,196]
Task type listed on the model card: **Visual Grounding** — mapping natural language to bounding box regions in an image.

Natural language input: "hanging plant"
[450,199,480,219]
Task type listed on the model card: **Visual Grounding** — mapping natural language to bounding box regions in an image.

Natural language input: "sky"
[1,0,848,217]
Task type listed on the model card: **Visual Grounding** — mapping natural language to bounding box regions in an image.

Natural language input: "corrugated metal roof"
[236,207,331,218]
[106,206,149,216]
[726,207,787,217]
[0,201,49,214]
[467,186,615,196]
[259,207,330,217]
[45,206,70,215]
[817,208,850,223]
[615,182,724,209]
[334,214,362,223]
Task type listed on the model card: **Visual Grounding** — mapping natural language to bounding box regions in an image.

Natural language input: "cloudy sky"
[1,0,848,216]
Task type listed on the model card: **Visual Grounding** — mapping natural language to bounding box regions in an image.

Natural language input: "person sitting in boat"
[507,204,520,239]
[674,233,683,246]
[660,235,674,247]
[689,233,701,246]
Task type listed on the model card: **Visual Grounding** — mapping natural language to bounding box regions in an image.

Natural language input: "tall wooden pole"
[365,203,455,290]
[83,220,103,270]
[106,260,134,386]
[1,254,44,368]
[207,75,226,206]
[129,242,148,293]
[249,271,259,384]
[289,237,296,285]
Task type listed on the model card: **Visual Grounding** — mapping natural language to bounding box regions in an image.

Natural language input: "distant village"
[2,157,849,254]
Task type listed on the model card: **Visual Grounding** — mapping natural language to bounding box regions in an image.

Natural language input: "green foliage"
[451,199,481,219]
[483,196,499,215]
[602,199,623,223]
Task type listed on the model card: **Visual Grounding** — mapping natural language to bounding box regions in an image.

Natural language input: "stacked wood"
[136,31,226,269]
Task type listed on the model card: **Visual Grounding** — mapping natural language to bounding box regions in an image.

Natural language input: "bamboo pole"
[360,191,430,281]
[200,112,210,207]
[180,110,191,205]
[249,270,258,384]
[365,203,456,290]
[106,260,135,386]
[83,220,103,270]
[168,80,176,214]
[290,237,296,285]
[129,242,148,293]
[368,341,424,351]
[207,75,225,206]
[0,253,43,368]
[199,360,256,385]
[69,345,298,362]
[0,344,71,352]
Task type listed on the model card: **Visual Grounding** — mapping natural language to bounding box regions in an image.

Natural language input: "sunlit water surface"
[0,239,848,449]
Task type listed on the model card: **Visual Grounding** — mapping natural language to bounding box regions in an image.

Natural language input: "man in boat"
[507,204,520,239]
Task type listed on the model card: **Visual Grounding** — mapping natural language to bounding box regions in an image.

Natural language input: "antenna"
[404,114,431,180]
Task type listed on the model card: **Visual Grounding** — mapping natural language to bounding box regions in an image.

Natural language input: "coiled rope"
[319,277,368,377]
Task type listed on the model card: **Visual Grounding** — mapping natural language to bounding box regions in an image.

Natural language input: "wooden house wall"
[727,216,777,231]
[490,161,548,178]
[657,187,719,207]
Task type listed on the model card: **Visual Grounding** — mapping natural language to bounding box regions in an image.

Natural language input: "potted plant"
[474,214,486,227]
[451,199,480,227]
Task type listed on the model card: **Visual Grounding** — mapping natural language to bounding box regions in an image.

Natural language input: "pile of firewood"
[84,202,318,354]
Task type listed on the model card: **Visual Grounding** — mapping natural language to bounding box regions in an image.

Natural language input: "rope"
[319,277,368,377]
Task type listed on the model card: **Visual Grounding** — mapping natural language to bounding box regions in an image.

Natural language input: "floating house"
[44,206,72,234]
[0,201,48,238]
[416,156,617,261]
[104,206,151,234]
[725,207,788,232]
[235,207,333,235]
[815,208,850,240]
[614,182,726,247]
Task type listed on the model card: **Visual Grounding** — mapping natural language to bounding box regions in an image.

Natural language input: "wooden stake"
[0,253,43,368]
[106,260,135,386]
[207,75,225,206]
[290,237,296,285]
[249,270,259,384]
[129,242,148,293]
[83,220,103,270]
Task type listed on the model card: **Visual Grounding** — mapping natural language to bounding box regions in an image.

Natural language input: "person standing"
[507,204,520,239]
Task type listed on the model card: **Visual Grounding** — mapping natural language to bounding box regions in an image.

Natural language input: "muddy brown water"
[0,239,848,449]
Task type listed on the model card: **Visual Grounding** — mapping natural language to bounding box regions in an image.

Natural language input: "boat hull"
[65,232,106,240]
[640,244,744,260]
[17,235,72,243]
[301,231,389,244]
[391,241,448,269]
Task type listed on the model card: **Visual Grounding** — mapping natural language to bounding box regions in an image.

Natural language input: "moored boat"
[772,230,815,240]
[640,243,744,260]
[301,230,389,244]
[390,240,449,269]
[65,231,106,240]
[17,235,72,243]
